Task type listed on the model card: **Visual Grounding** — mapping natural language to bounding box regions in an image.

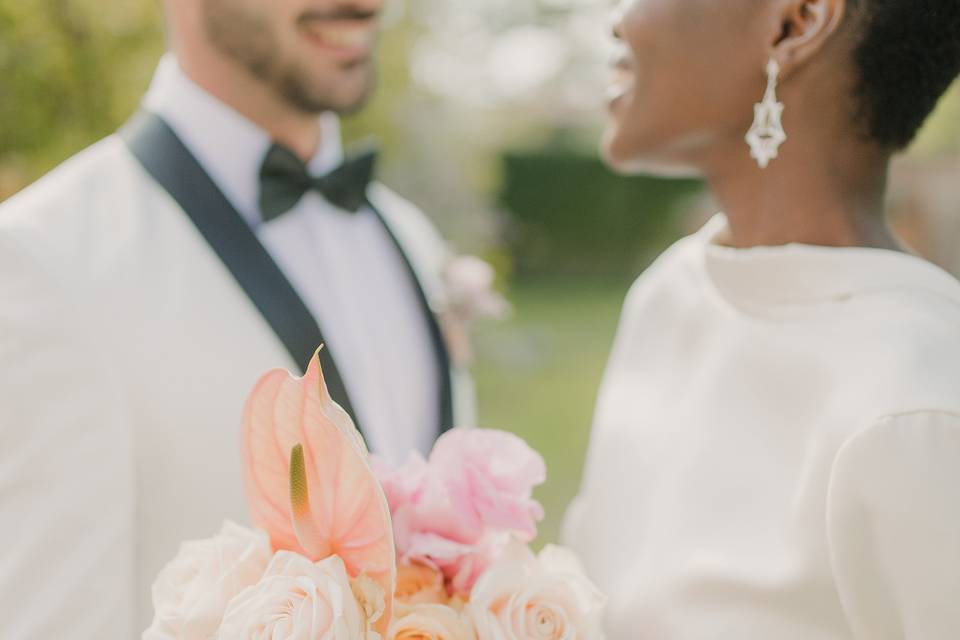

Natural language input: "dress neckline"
[697,213,960,316]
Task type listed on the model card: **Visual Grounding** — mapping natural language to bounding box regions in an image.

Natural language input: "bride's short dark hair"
[851,0,960,149]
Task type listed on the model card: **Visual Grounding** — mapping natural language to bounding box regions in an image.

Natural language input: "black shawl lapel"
[365,200,455,436]
[120,111,362,435]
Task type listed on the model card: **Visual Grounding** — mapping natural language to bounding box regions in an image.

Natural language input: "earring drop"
[745,58,787,169]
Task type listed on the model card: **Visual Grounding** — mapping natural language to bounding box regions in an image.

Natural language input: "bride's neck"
[702,119,899,251]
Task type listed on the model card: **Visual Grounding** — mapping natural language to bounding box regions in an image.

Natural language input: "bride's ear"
[769,0,847,73]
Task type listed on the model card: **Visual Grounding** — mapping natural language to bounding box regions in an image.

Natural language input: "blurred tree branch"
[0,0,163,199]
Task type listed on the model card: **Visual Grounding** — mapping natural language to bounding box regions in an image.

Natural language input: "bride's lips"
[299,18,378,61]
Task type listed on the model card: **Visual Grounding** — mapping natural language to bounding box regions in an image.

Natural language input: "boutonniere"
[439,255,511,368]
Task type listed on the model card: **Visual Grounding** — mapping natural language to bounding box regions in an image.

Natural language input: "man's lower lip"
[300,22,375,57]
[302,31,371,60]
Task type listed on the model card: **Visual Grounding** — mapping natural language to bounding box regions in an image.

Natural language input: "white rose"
[469,540,606,640]
[143,521,271,640]
[388,603,476,640]
[216,551,374,639]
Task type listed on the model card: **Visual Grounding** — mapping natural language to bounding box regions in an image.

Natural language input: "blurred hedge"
[500,145,703,278]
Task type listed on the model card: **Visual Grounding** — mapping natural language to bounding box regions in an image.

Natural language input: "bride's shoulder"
[853,256,960,357]
[622,229,709,309]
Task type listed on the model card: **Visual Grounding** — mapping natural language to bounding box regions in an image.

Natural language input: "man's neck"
[177,53,322,162]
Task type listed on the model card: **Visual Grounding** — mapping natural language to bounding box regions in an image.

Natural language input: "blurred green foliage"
[473,277,630,543]
[913,83,960,154]
[0,0,163,197]
[500,145,703,277]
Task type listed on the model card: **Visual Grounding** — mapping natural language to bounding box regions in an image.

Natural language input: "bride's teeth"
[606,84,627,102]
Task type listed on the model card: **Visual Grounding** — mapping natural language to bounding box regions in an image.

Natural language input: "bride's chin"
[600,125,633,173]
[601,135,701,178]
[601,127,657,176]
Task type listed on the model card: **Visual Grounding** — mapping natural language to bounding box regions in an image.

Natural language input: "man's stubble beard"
[201,0,374,115]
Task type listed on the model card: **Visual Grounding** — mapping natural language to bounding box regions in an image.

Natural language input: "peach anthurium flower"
[241,348,396,634]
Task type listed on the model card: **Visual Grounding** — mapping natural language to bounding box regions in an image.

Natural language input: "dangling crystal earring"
[745,58,787,169]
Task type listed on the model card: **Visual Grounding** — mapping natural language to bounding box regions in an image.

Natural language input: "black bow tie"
[258,143,378,221]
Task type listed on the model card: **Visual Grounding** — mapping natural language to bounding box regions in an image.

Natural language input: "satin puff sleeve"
[827,410,960,639]
[0,224,135,638]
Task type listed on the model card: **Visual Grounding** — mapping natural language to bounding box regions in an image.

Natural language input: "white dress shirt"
[564,214,960,639]
[144,55,439,463]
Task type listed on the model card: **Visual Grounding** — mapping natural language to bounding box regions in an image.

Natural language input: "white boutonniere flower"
[439,255,511,368]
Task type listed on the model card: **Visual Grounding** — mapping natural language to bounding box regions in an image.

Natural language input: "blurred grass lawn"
[473,276,633,545]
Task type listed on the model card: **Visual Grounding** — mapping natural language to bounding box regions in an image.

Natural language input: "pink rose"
[430,428,545,541]
[400,532,511,597]
[374,429,546,595]
[372,452,429,514]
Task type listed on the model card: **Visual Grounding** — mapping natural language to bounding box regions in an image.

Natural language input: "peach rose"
[143,521,271,640]
[469,541,605,640]
[215,551,370,639]
[388,603,476,640]
[396,562,448,605]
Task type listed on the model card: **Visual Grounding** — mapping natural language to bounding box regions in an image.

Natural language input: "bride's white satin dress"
[563,215,960,639]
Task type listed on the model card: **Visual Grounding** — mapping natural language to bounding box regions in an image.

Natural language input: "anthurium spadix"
[241,348,396,634]
[288,443,324,555]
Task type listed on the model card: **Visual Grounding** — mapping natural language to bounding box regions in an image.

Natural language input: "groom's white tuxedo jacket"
[0,57,473,637]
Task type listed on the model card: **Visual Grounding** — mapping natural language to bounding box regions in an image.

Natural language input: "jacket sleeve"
[827,410,960,640]
[0,224,136,638]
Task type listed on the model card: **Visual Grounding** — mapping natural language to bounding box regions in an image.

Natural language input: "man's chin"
[332,74,377,115]
[278,74,375,116]
[313,91,372,116]
[333,84,376,115]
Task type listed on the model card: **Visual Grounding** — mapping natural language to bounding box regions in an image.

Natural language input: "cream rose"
[388,603,476,640]
[469,541,606,640]
[396,562,448,606]
[142,521,271,640]
[216,551,370,639]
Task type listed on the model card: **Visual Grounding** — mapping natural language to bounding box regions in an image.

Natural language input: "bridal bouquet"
[143,350,606,639]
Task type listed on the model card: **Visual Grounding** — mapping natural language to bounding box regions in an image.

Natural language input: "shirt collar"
[142,54,344,227]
